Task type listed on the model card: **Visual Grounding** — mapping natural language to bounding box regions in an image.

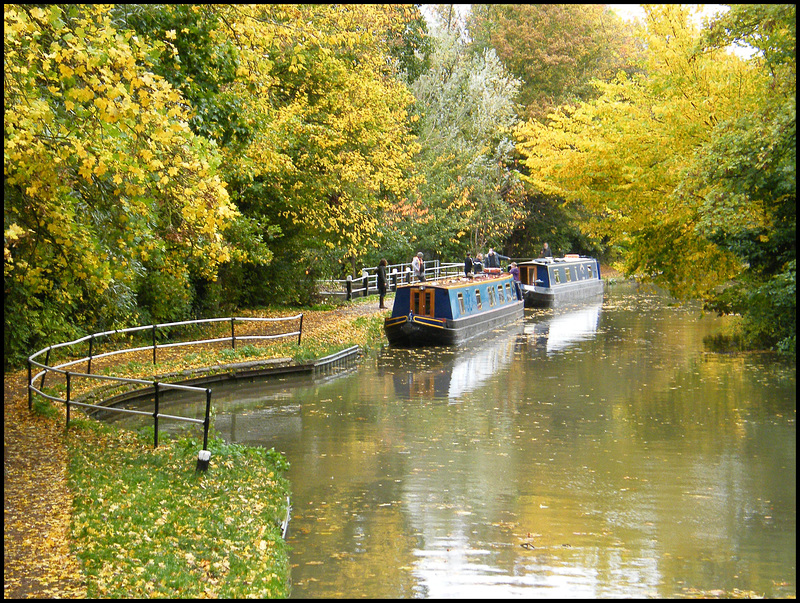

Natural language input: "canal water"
[108,283,796,598]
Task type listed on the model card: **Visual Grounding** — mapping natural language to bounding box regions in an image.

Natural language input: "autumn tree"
[117,5,425,302]
[467,4,642,121]
[385,20,524,261]
[4,4,237,367]
[462,4,642,260]
[691,4,796,351]
[515,4,795,351]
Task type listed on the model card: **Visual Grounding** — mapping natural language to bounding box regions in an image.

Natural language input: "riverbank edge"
[3,298,389,598]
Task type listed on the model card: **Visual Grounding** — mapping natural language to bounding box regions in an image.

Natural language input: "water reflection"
[100,285,796,599]
[380,323,522,402]
[523,302,602,355]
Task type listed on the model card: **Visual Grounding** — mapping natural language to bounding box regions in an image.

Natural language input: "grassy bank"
[6,298,389,598]
[67,419,291,598]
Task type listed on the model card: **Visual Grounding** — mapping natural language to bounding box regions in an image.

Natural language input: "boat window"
[457,292,466,314]
[566,267,573,282]
[498,285,505,303]
[475,289,482,309]
[553,268,561,284]
[587,264,593,278]
[488,286,496,306]
[505,283,512,300]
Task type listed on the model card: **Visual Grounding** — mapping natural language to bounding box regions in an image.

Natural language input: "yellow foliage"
[4,3,239,309]
[204,4,420,257]
[515,5,760,298]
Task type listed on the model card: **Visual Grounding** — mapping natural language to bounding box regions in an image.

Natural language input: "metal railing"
[318,260,467,299]
[27,314,304,457]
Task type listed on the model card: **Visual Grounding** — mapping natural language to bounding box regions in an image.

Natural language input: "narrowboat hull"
[520,279,604,308]
[384,273,524,347]
[517,256,604,308]
[384,301,524,346]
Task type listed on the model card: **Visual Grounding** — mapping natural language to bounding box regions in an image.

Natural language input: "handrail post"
[65,371,71,428]
[196,388,212,472]
[27,360,32,411]
[152,325,157,366]
[230,317,236,350]
[153,381,159,448]
[298,314,303,345]
[41,347,51,389]
[203,388,211,451]
[87,334,94,375]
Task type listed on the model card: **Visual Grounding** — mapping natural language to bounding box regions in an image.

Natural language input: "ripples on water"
[107,285,796,598]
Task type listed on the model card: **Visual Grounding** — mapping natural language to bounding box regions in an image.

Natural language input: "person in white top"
[412,252,425,282]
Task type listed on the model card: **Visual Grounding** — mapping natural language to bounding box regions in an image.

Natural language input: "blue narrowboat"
[384,272,524,346]
[517,255,604,308]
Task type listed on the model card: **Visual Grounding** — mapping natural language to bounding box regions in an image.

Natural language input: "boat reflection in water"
[379,323,523,402]
[523,302,602,355]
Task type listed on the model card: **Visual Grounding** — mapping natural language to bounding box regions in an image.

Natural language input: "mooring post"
[230,317,236,350]
[346,275,352,301]
[196,449,211,473]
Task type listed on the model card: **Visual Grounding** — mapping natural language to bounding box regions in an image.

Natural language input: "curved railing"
[27,315,304,463]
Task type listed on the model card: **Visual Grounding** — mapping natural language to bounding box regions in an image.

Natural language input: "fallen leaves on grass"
[4,299,386,598]
[67,423,291,598]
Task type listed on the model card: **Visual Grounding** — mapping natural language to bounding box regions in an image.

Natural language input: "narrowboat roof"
[518,255,597,266]
[396,270,512,290]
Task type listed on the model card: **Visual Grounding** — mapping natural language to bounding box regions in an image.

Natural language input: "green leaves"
[399,25,523,257]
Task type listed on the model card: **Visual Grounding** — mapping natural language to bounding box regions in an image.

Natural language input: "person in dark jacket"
[377,258,388,309]
[464,253,474,277]
[473,253,484,274]
[485,248,509,269]
[541,242,553,258]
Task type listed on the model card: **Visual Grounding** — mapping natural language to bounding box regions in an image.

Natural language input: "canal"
[110,282,797,598]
